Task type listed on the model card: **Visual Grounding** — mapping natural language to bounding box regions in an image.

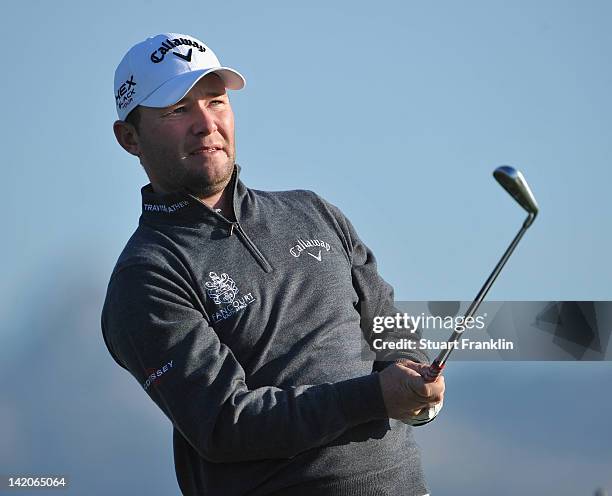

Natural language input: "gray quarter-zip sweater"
[101,165,430,496]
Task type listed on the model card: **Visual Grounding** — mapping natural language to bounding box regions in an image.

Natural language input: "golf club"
[423,165,539,382]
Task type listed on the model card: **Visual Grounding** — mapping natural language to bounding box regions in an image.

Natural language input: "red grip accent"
[424,361,445,382]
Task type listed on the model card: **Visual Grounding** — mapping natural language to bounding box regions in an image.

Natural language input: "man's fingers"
[396,360,431,376]
[378,363,445,420]
[403,370,445,404]
[397,360,444,383]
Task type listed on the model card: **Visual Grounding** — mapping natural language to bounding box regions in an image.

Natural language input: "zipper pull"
[228,222,237,236]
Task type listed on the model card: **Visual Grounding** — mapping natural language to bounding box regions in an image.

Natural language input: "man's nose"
[191,102,218,135]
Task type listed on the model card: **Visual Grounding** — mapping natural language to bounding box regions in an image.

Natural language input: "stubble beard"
[144,148,235,200]
[182,155,235,199]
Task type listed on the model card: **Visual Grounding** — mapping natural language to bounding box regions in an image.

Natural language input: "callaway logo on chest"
[289,238,331,262]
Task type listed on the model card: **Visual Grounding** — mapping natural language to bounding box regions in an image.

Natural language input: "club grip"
[424,360,444,383]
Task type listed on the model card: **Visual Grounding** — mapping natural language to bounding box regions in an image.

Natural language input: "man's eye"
[210,100,224,106]
[163,106,186,116]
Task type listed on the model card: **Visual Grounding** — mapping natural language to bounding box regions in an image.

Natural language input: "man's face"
[134,73,236,198]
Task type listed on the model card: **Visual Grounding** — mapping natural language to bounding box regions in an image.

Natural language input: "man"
[102,33,445,496]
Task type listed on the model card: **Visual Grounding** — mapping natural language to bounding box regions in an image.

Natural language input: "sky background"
[1,1,611,494]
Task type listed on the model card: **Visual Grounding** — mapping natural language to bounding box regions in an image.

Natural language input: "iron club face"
[493,165,539,217]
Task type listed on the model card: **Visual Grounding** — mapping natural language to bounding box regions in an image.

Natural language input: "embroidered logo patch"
[205,272,255,323]
[142,360,174,391]
[289,238,331,262]
[115,74,137,111]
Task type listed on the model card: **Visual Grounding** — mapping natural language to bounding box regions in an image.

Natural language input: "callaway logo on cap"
[114,33,245,121]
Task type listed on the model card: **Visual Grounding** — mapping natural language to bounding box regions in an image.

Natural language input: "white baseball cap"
[114,33,245,121]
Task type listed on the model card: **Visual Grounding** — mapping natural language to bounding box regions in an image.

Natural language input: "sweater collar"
[140,164,246,226]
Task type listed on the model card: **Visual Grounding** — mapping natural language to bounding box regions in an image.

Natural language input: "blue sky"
[1,1,611,494]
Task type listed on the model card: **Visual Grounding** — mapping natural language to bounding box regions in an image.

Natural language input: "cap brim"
[140,67,245,109]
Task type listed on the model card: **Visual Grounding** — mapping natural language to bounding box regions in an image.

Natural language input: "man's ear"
[113,120,141,157]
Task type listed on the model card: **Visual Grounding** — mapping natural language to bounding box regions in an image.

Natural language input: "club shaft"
[432,213,535,369]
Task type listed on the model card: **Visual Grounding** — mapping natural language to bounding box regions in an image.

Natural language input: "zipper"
[229,221,273,273]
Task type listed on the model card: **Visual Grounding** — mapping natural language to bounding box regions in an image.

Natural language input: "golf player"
[102,33,445,496]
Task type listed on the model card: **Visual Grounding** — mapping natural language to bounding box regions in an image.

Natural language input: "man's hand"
[377,361,445,420]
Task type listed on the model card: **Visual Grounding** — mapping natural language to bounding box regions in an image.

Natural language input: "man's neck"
[198,187,235,220]
[149,169,236,220]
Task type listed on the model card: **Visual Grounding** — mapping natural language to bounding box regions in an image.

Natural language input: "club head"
[493,166,539,217]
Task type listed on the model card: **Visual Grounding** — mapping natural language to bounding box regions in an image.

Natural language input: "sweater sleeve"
[101,263,388,463]
[317,197,430,367]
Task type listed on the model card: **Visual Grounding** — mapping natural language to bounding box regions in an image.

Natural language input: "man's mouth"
[189,145,224,155]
